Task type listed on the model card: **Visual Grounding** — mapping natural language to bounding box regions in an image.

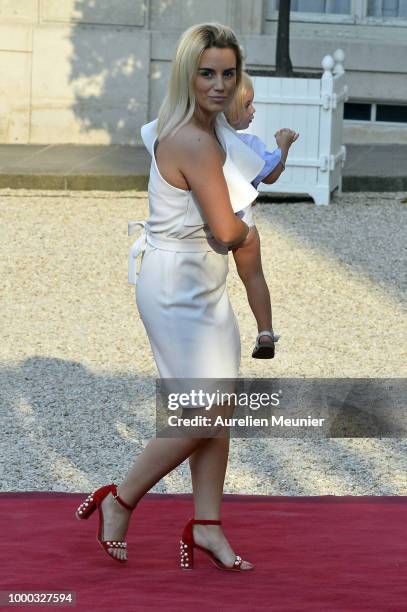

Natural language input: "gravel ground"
[1,189,406,495]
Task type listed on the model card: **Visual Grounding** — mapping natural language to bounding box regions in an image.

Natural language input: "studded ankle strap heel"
[179,518,253,572]
[75,483,136,564]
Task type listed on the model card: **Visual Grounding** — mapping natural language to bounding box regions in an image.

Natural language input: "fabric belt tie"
[146,232,228,254]
[127,221,228,286]
[128,221,147,285]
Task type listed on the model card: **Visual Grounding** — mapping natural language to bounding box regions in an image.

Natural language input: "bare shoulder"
[170,124,221,162]
[154,122,224,191]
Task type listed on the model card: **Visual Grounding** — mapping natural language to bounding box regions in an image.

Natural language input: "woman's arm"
[178,130,249,247]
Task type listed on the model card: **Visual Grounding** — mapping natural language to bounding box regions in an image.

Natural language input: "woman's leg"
[188,407,254,569]
[232,226,273,335]
[100,412,224,560]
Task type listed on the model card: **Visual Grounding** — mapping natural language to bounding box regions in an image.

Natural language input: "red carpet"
[1,493,406,611]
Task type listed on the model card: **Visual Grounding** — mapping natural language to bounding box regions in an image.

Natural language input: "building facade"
[0,0,406,145]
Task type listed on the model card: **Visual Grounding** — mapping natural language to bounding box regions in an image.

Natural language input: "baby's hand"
[274,128,299,149]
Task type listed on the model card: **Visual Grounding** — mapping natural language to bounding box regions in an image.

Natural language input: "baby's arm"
[261,154,286,184]
[262,129,299,185]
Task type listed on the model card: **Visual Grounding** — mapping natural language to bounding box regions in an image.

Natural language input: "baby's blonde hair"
[225,71,253,126]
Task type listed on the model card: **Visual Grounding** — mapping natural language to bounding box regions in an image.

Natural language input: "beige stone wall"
[0,0,406,144]
[0,0,150,144]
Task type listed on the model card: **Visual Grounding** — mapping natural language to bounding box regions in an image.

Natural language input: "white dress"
[128,112,264,379]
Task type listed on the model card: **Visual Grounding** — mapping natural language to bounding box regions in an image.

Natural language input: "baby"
[224,72,299,359]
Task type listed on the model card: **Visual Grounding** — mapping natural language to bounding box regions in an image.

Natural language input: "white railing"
[245,49,348,205]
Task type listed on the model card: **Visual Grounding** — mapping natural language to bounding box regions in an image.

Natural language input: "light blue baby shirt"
[236,133,282,188]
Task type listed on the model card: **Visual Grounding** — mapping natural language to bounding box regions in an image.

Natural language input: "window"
[376,104,407,122]
[267,0,407,22]
[344,103,371,120]
[344,101,407,124]
[367,0,407,18]
[275,0,351,13]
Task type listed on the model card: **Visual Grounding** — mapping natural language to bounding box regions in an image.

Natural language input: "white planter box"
[245,50,349,205]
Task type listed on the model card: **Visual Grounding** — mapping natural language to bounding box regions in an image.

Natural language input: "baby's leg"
[232,226,272,333]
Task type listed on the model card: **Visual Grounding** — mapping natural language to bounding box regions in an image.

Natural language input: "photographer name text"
[167,415,325,428]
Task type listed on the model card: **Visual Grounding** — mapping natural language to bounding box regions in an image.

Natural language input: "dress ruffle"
[140,113,265,214]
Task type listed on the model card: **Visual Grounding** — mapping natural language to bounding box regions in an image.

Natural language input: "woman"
[76,23,265,572]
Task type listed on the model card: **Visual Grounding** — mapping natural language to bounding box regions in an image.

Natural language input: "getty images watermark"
[155,378,407,438]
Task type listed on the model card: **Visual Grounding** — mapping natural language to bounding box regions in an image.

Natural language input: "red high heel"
[179,518,254,571]
[75,483,136,564]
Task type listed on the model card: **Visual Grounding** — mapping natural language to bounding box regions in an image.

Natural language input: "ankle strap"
[111,483,136,511]
[258,330,280,342]
[192,519,222,525]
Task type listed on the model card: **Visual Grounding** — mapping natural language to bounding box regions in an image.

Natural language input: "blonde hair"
[156,23,243,141]
[224,71,253,126]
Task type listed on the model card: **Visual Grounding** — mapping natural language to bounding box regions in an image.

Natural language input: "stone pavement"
[1,189,406,494]
[0,143,406,192]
